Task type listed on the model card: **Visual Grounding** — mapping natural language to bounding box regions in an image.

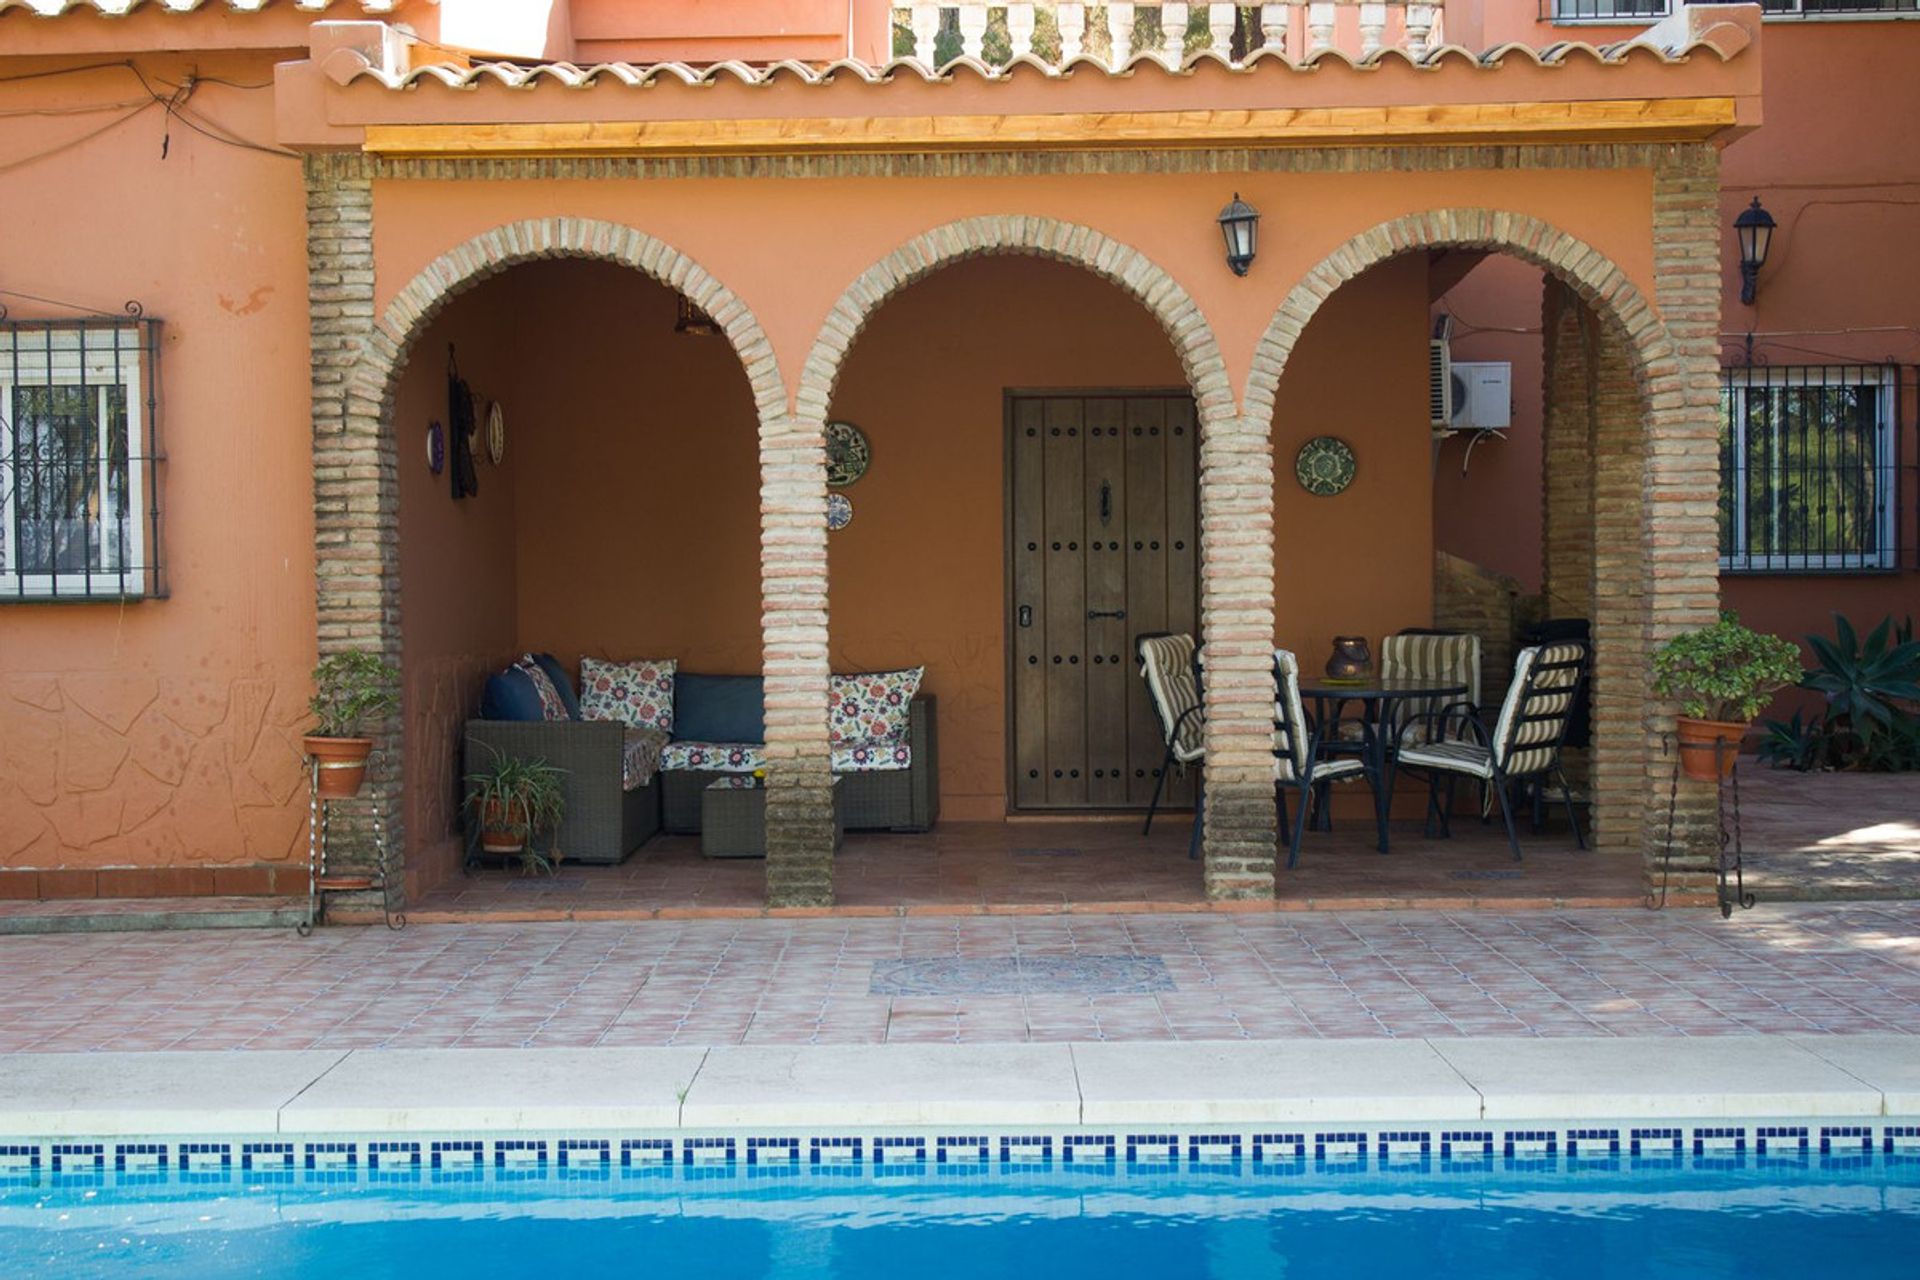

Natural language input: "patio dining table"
[1294,673,1471,854]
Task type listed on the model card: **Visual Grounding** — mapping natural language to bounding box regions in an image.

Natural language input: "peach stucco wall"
[0,56,318,883]
[370,168,1657,417]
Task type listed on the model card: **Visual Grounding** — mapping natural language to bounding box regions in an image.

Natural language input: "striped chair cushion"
[1139,633,1204,764]
[1493,641,1585,776]
[1396,739,1495,779]
[1273,650,1368,784]
[1381,631,1480,744]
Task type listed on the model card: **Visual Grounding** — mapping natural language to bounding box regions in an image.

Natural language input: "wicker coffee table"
[701,775,845,858]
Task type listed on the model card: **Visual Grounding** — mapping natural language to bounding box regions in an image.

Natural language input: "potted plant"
[466,748,568,874]
[1651,613,1802,781]
[304,651,401,799]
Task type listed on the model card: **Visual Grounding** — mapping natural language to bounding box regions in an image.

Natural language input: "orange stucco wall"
[0,56,317,888]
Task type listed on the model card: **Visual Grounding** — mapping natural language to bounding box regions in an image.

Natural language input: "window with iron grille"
[1718,365,1899,573]
[0,318,164,599]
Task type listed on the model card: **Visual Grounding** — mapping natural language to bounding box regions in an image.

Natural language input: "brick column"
[1641,145,1727,887]
[762,404,836,908]
[305,154,405,887]
[1540,277,1596,622]
[1198,405,1279,899]
[1586,308,1647,853]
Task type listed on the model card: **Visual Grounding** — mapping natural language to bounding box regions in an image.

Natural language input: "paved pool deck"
[3,901,1918,1136]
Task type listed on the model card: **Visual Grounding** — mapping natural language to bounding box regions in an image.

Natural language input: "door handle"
[1018,604,1033,628]
[1087,609,1127,621]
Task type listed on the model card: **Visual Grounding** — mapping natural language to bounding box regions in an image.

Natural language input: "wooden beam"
[362,98,1738,158]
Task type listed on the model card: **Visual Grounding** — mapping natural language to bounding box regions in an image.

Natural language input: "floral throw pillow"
[827,666,923,747]
[513,657,571,722]
[580,656,677,733]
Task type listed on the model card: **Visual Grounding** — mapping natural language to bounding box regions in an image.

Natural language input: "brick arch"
[775,216,1264,904]
[796,215,1235,426]
[1244,207,1711,878]
[313,217,783,900]
[1243,208,1668,428]
[356,217,785,422]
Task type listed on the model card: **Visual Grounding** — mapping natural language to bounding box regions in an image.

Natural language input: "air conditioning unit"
[1449,361,1512,432]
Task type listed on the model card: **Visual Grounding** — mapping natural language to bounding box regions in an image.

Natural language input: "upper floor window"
[1550,0,1916,19]
[0,319,164,600]
[1719,365,1900,574]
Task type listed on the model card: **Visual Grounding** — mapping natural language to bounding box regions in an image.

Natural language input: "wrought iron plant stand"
[298,752,405,934]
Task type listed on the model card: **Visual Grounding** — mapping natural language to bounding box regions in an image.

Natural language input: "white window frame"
[1720,364,1898,574]
[0,325,147,598]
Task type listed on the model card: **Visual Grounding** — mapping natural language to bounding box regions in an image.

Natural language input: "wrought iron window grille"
[0,302,166,601]
[1718,362,1904,574]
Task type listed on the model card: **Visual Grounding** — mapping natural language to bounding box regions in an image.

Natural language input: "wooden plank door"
[1008,392,1198,811]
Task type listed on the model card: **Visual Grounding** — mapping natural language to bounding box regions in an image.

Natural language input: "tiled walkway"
[3,902,1918,1052]
[405,812,1644,920]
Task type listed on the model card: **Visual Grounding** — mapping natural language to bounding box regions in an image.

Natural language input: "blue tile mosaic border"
[2,1123,1917,1191]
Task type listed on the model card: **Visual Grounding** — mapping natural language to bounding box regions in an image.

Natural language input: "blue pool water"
[5,1153,1919,1279]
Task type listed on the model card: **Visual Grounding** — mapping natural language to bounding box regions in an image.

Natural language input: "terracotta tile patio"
[3,901,1917,1053]
[402,811,1641,921]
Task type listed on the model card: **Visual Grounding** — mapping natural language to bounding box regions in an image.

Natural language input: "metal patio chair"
[1395,640,1590,860]
[1275,648,1376,869]
[1137,632,1204,859]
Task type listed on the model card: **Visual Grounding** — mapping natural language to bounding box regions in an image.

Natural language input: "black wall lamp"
[1734,196,1775,306]
[1218,193,1260,277]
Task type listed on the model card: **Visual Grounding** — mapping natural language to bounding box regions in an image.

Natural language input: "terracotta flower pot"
[480,798,527,855]
[1676,716,1745,781]
[304,736,373,799]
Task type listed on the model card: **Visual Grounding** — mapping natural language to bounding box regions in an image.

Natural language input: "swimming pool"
[6,1129,1918,1279]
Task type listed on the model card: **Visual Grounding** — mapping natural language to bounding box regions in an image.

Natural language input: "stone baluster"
[1007,2,1036,59]
[1109,2,1138,62]
[1160,2,1190,63]
[1357,2,1387,56]
[1059,2,1086,58]
[957,3,988,60]
[1408,2,1438,51]
[1259,2,1289,56]
[910,3,940,65]
[1305,1,1334,55]
[1206,3,1236,59]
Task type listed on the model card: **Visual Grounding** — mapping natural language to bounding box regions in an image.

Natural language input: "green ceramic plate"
[825,420,871,487]
[1295,435,1357,497]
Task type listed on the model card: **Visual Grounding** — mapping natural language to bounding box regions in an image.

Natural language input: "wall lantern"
[675,294,720,337]
[1734,196,1776,306]
[1217,193,1260,277]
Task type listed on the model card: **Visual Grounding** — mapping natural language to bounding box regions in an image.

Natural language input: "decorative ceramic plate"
[824,420,870,487]
[486,401,506,465]
[1295,435,1357,496]
[425,421,445,475]
[826,492,854,532]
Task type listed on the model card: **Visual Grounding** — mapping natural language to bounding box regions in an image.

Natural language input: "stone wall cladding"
[789,214,1262,900]
[1244,204,1717,893]
[303,173,788,902]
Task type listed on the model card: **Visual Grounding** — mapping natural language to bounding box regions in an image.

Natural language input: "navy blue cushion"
[528,652,580,720]
[480,668,547,722]
[673,674,764,744]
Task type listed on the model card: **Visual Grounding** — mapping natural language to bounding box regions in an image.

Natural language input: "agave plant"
[1804,613,1920,745]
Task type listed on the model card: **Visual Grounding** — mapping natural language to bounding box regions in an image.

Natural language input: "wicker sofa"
[462,718,661,865]
[660,694,940,835]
